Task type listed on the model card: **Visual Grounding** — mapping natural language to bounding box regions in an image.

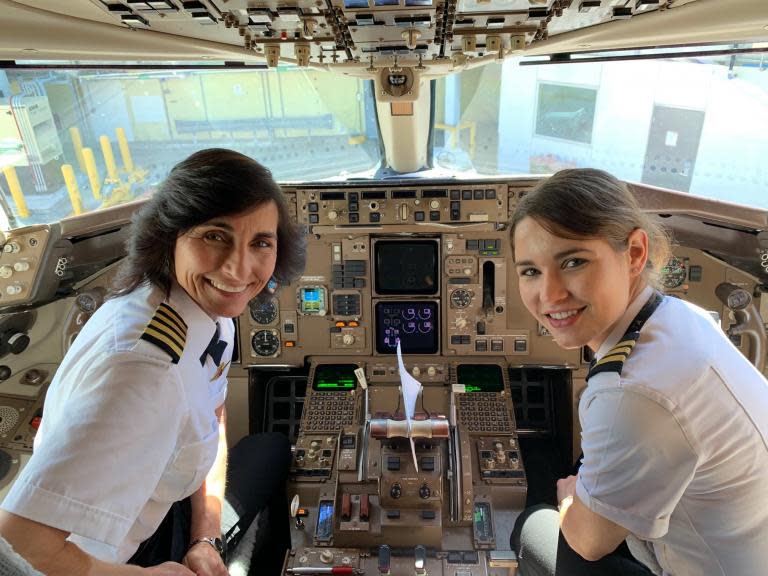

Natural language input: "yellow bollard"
[82,148,101,200]
[69,126,86,173]
[2,166,30,219]
[61,164,83,215]
[115,127,134,173]
[99,135,119,182]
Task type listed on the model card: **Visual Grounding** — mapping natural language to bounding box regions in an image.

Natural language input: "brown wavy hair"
[111,148,306,302]
[509,168,671,287]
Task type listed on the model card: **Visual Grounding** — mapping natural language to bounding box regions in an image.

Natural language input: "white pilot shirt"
[1,280,234,563]
[576,285,768,576]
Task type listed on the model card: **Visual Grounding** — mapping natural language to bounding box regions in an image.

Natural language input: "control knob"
[320,550,335,564]
[0,266,12,279]
[3,242,20,254]
[389,483,402,499]
[342,333,355,346]
[13,262,29,272]
[4,331,29,355]
[427,366,436,377]
[418,483,431,499]
[412,366,421,377]
[328,209,339,221]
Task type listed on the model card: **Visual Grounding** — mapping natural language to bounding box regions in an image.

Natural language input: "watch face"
[213,537,224,553]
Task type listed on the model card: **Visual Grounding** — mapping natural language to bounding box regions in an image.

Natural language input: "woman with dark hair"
[0,149,306,576]
[509,169,768,576]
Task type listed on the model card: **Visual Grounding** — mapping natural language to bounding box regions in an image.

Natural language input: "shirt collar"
[595,284,654,361]
[167,280,219,363]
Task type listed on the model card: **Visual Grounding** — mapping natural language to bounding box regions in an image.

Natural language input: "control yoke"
[715,282,767,372]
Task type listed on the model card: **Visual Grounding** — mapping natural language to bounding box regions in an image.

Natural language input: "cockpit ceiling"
[2,0,766,70]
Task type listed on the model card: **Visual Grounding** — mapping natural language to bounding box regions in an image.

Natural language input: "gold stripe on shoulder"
[148,318,185,349]
[614,339,637,349]
[158,304,188,334]
[144,326,183,358]
[606,345,633,357]
[595,353,628,367]
[139,304,187,364]
[152,311,186,340]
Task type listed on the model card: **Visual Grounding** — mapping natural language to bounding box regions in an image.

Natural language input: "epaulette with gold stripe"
[140,303,188,364]
[586,291,664,382]
[587,335,639,380]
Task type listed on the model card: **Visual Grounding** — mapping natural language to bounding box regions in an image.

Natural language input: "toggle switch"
[414,545,426,575]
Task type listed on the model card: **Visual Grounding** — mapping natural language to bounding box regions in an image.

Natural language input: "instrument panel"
[0,176,764,573]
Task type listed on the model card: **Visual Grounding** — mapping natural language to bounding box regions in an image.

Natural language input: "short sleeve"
[2,351,185,547]
[576,387,699,539]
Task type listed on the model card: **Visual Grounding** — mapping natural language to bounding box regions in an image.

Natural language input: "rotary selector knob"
[342,333,355,346]
[427,366,436,377]
[430,200,440,210]
[13,262,29,272]
[3,242,20,254]
[412,366,421,377]
[390,483,402,499]
[0,266,12,279]
[320,550,335,564]
[6,284,22,296]
[328,209,338,221]
[419,484,431,499]
[8,332,30,354]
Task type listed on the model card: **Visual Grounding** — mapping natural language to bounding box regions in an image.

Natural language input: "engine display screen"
[376,301,438,354]
[457,364,504,393]
[374,240,439,295]
[312,364,358,391]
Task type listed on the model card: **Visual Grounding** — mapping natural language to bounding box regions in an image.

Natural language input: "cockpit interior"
[0,0,767,574]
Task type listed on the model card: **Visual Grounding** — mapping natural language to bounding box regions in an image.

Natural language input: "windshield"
[2,50,767,229]
[433,51,768,208]
[0,65,379,226]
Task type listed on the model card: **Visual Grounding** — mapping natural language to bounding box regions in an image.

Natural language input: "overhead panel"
[85,0,705,68]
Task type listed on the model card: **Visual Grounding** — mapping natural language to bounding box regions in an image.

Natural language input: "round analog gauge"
[75,293,98,313]
[450,289,472,308]
[252,330,280,356]
[661,257,687,289]
[249,298,278,324]
[726,289,751,310]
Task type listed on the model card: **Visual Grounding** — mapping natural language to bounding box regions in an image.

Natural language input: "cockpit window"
[432,50,768,208]
[0,65,379,227]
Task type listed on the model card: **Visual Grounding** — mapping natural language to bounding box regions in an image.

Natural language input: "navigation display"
[374,240,439,295]
[457,364,504,393]
[312,364,358,391]
[376,301,438,354]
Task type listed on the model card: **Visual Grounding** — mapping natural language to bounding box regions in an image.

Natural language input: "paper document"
[397,340,422,471]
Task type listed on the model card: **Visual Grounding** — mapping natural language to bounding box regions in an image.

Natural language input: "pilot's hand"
[556,474,578,507]
[144,562,196,575]
[183,543,229,576]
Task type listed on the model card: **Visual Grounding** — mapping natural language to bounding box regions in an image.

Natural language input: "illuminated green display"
[457,364,504,393]
[313,364,358,391]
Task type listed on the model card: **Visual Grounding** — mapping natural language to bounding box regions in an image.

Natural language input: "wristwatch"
[189,536,225,557]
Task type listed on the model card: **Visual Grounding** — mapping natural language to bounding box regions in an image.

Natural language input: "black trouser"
[128,433,291,575]
[511,505,655,576]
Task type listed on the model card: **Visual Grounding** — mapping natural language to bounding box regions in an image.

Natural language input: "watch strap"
[188,536,224,556]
